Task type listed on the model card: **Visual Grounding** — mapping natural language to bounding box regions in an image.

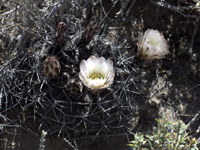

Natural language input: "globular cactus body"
[1,20,137,145]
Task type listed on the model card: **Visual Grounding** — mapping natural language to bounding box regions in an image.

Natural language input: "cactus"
[0,20,138,146]
[54,22,67,45]
[76,20,100,46]
[82,20,100,43]
[43,56,61,79]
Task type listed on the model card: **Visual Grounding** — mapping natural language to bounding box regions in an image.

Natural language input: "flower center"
[89,73,104,80]
[148,37,159,47]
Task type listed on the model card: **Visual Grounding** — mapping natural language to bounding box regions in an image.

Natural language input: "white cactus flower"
[79,55,115,92]
[137,29,169,62]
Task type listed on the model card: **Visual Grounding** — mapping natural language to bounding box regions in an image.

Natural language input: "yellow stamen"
[90,73,103,80]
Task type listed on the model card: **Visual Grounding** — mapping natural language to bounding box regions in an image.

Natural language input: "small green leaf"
[145,135,154,141]
[155,139,160,144]
[148,141,153,149]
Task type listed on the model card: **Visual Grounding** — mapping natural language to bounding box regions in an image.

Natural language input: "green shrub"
[128,115,200,150]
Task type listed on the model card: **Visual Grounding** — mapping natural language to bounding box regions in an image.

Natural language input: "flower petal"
[79,55,115,92]
[137,29,169,61]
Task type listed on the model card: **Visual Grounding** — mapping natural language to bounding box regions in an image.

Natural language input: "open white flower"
[79,55,115,92]
[137,29,169,62]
